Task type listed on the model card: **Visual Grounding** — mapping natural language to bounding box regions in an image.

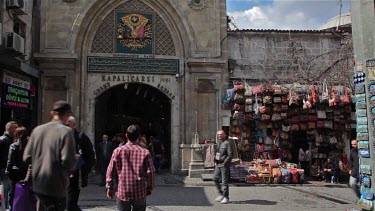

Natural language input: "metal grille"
[155,15,176,56]
[91,0,175,55]
[91,13,114,53]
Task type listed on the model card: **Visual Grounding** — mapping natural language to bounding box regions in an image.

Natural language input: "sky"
[227,0,351,30]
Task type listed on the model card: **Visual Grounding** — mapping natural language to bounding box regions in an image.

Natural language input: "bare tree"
[232,31,354,89]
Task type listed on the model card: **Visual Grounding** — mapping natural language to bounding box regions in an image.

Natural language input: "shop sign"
[87,57,179,75]
[2,83,30,109]
[3,71,31,90]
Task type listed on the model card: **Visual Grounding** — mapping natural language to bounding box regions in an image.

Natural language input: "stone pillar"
[351,0,375,208]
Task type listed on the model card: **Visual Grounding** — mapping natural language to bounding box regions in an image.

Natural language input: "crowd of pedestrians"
[0,100,159,211]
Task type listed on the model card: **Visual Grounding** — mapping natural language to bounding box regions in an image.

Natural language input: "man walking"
[98,134,113,186]
[106,125,155,211]
[0,121,18,210]
[349,139,360,199]
[65,116,96,211]
[213,130,232,204]
[23,100,76,211]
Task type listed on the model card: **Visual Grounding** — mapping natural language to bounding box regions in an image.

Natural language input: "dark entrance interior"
[95,83,171,169]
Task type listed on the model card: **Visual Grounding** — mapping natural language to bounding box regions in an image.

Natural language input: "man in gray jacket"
[24,100,76,211]
[213,130,232,204]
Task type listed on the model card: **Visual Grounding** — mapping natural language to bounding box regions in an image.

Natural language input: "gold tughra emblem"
[117,13,152,51]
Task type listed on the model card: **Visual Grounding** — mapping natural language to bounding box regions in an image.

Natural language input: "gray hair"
[68,116,76,126]
[5,121,17,131]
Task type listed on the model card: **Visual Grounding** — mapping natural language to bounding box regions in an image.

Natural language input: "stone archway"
[94,82,173,169]
[86,73,180,172]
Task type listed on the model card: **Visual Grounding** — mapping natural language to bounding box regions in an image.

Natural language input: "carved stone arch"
[197,79,216,93]
[72,0,188,174]
[90,0,176,56]
[73,0,193,57]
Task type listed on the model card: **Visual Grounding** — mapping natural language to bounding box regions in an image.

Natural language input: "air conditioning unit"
[4,32,25,54]
[6,0,26,15]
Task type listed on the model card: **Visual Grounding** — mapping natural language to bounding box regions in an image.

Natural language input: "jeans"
[349,176,360,198]
[323,171,339,182]
[116,198,146,211]
[213,165,230,198]
[35,193,66,211]
[0,169,10,210]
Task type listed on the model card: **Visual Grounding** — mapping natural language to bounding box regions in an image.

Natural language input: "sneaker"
[215,195,224,202]
[220,197,229,204]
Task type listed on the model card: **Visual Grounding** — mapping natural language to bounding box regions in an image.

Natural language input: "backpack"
[280,168,290,184]
[289,168,300,184]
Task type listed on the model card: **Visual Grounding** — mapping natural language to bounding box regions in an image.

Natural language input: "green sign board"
[87,57,179,75]
[2,83,30,109]
[115,11,154,54]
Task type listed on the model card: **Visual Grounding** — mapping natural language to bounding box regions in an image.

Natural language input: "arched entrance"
[95,82,172,169]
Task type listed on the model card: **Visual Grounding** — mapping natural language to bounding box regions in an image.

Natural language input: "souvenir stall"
[224,81,354,183]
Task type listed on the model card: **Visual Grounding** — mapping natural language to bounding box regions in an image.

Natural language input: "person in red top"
[106,124,155,211]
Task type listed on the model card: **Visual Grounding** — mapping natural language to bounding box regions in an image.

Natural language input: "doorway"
[95,82,172,169]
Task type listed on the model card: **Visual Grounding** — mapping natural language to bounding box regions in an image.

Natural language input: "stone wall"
[228,30,349,83]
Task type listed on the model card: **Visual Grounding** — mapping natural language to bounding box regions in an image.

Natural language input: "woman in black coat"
[6,126,30,209]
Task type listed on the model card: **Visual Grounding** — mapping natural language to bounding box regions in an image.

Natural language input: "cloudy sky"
[227,0,351,30]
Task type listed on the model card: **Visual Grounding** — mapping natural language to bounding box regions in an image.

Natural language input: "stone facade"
[35,0,228,175]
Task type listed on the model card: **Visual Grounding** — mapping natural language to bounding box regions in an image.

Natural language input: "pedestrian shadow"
[230,199,278,205]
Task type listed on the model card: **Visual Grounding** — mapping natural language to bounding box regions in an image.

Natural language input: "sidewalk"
[85,171,351,188]
[80,172,358,211]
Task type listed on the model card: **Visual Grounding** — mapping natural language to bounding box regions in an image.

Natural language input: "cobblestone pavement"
[79,173,359,211]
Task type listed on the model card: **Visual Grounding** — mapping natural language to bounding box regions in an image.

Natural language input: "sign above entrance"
[87,57,179,75]
[115,11,154,54]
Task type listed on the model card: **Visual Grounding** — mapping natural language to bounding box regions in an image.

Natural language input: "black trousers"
[100,160,110,185]
[9,180,17,211]
[66,172,81,211]
[35,193,66,211]
[116,198,146,211]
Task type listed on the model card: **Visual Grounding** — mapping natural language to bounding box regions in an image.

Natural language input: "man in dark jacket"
[0,121,18,210]
[349,139,360,198]
[65,116,95,211]
[213,130,232,204]
[23,100,76,211]
[98,134,113,186]
[322,158,340,183]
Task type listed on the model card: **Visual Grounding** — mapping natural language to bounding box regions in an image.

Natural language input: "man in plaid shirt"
[106,125,155,211]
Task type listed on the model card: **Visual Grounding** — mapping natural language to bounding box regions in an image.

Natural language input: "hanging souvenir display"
[224,79,354,185]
